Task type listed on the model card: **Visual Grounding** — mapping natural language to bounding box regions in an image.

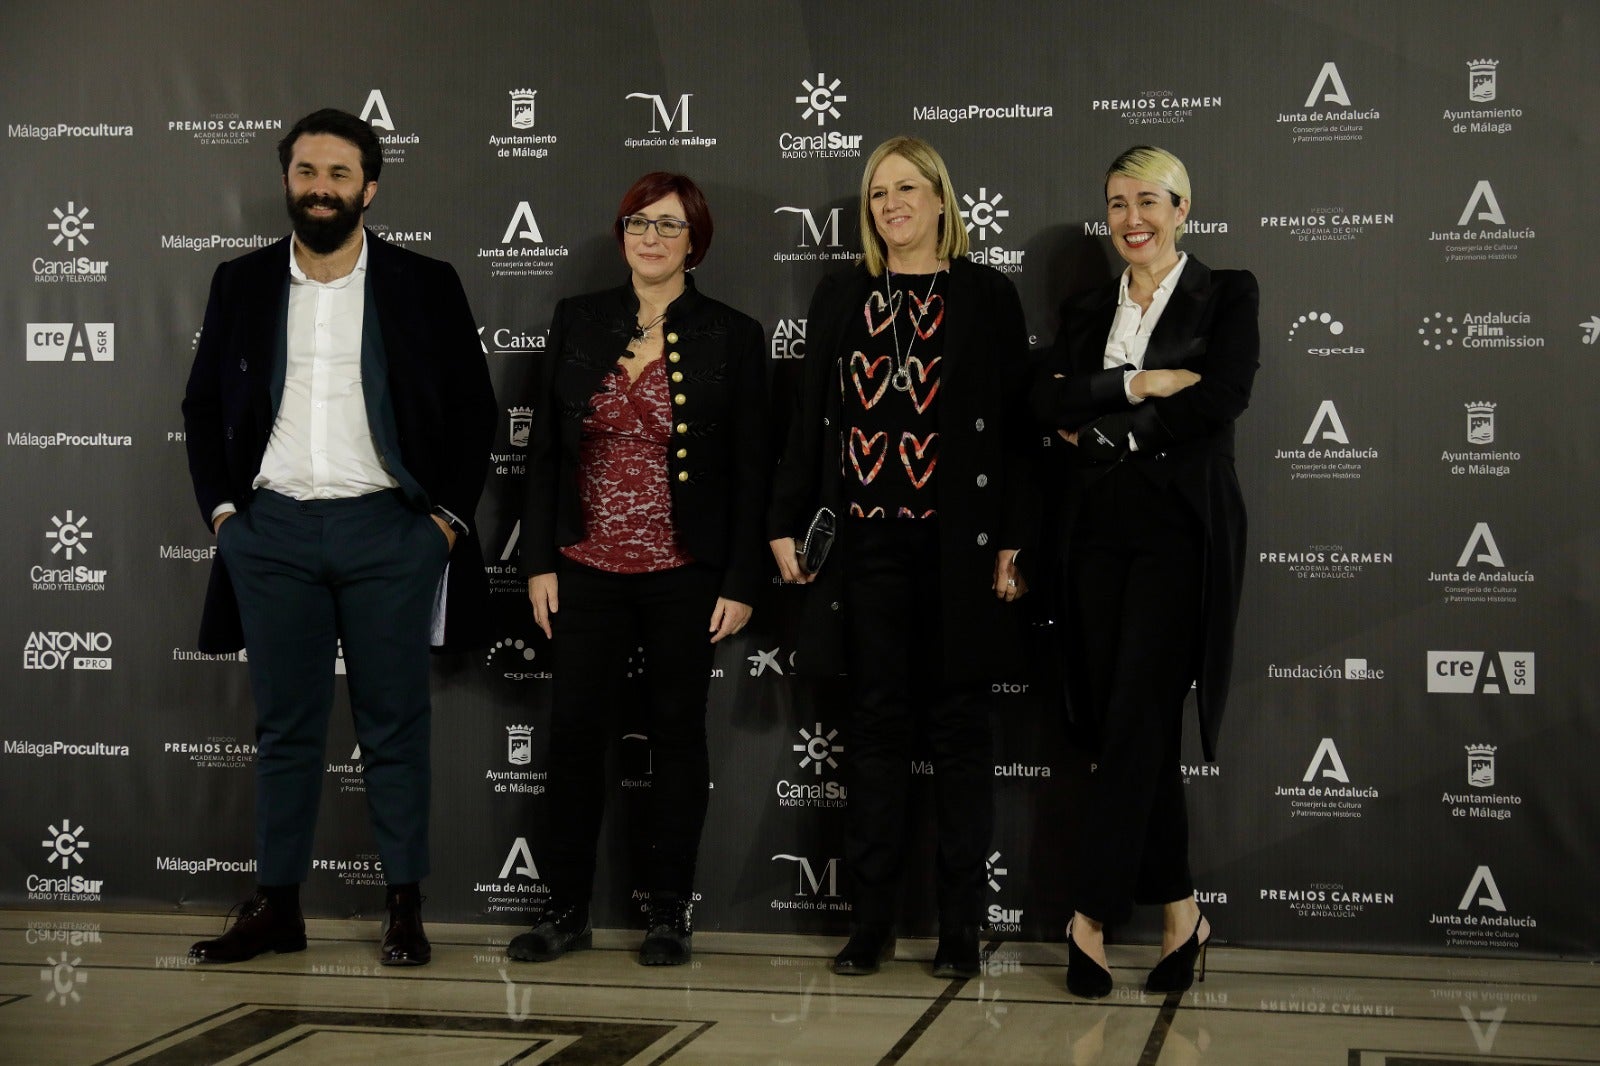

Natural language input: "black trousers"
[222,488,448,886]
[1067,464,1203,925]
[841,519,993,927]
[540,558,721,906]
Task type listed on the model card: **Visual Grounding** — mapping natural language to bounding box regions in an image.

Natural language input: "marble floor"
[1,910,1595,1064]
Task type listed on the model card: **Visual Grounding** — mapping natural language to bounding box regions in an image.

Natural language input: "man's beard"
[286,188,364,254]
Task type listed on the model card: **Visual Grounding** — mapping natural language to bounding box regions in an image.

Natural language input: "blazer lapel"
[1143,257,1211,369]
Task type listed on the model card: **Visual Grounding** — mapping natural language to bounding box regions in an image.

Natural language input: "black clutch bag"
[799,506,836,575]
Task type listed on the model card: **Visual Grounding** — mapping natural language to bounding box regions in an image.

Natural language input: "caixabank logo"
[479,202,568,279]
[26,323,114,363]
[31,819,103,903]
[1277,61,1381,143]
[623,90,715,149]
[1430,180,1535,264]
[1275,400,1378,480]
[357,89,418,163]
[779,74,862,160]
[1273,737,1379,819]
[1427,651,1534,695]
[479,324,547,355]
[1427,522,1535,605]
[35,202,109,284]
[1429,865,1535,950]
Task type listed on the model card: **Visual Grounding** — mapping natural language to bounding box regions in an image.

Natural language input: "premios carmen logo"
[1090,85,1222,127]
[36,203,109,283]
[780,74,862,159]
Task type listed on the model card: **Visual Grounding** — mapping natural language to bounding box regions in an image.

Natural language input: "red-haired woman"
[510,172,768,967]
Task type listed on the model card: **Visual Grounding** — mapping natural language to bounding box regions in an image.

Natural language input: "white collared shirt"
[1103,252,1188,450]
[254,233,399,500]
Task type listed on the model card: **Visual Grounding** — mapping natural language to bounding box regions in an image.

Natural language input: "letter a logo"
[1456,522,1505,568]
[1457,180,1506,226]
[1304,62,1352,107]
[1302,400,1350,444]
[498,837,540,880]
[1302,737,1350,783]
[501,202,545,244]
[1457,865,1506,912]
[360,89,395,131]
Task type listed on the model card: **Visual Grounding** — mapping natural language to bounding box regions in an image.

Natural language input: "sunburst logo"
[1419,312,1459,350]
[41,953,88,1007]
[960,188,1010,240]
[793,722,842,774]
[42,819,90,870]
[986,850,1008,892]
[48,202,95,251]
[46,511,93,560]
[795,73,846,126]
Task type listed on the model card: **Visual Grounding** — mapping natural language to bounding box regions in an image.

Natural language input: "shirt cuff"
[1122,366,1146,405]
[211,502,236,524]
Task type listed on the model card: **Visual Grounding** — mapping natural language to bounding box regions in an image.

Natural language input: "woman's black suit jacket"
[768,257,1037,682]
[1031,256,1259,760]
[520,275,770,605]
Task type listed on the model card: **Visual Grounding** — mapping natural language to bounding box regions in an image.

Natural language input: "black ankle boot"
[507,901,591,963]
[832,922,895,976]
[639,894,693,966]
[932,924,981,979]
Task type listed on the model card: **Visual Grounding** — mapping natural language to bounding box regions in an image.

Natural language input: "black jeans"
[841,519,993,927]
[1067,464,1203,925]
[540,558,721,906]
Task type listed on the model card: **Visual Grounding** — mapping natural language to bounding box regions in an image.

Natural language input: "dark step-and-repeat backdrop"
[3,2,1596,961]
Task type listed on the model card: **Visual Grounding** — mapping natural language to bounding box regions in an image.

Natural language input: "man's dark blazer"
[519,275,770,605]
[181,231,497,653]
[1031,256,1259,760]
[767,257,1038,682]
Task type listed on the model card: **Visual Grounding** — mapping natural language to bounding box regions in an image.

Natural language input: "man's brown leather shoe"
[380,888,431,966]
[189,893,307,963]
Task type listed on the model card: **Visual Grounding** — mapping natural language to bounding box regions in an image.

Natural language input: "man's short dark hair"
[277,109,383,183]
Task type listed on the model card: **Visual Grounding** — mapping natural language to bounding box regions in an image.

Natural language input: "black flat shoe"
[832,923,895,976]
[189,893,307,963]
[931,924,981,979]
[507,903,591,963]
[1145,913,1209,994]
[639,895,693,966]
[1065,919,1112,999]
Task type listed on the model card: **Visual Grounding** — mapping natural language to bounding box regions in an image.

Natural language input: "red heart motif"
[850,503,888,518]
[909,292,945,339]
[904,356,941,414]
[899,431,939,489]
[848,351,892,409]
[896,506,938,518]
[864,289,902,336]
[849,428,889,484]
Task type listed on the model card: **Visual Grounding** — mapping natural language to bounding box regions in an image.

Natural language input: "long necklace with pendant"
[888,270,941,393]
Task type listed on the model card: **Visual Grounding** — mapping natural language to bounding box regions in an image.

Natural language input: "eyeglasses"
[621,215,690,239]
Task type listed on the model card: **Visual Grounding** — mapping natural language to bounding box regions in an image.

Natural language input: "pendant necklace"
[887,269,941,393]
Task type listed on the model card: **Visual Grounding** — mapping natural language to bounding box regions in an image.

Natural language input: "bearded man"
[180,108,495,967]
